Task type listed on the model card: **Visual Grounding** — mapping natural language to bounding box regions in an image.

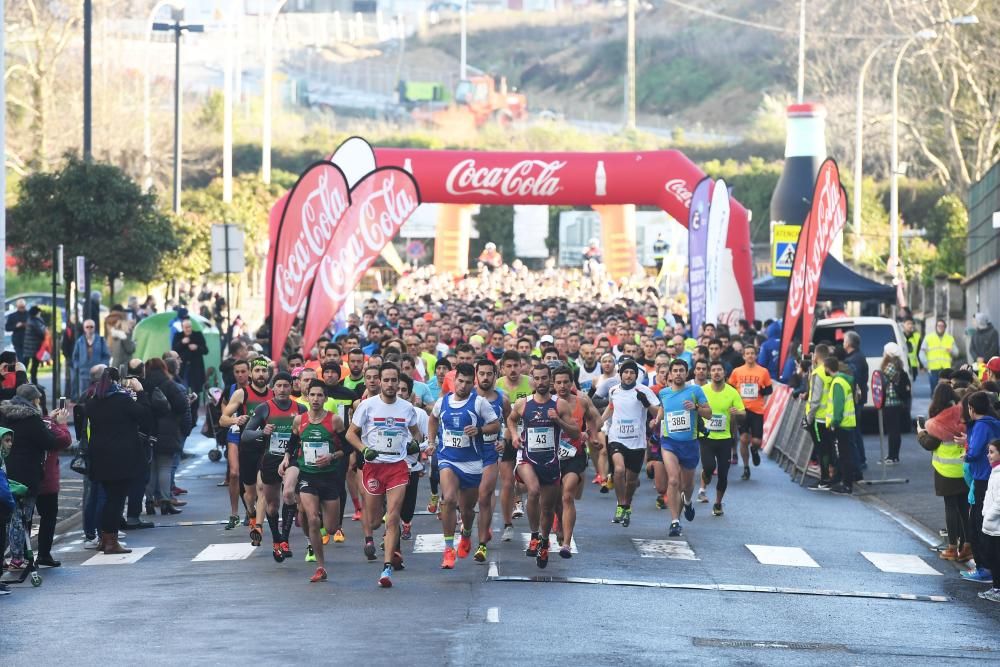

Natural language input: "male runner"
[727,344,772,480]
[346,363,423,588]
[496,350,534,539]
[697,361,745,516]
[240,372,306,562]
[552,365,600,557]
[217,359,250,529]
[507,364,581,569]
[280,380,346,582]
[473,358,511,561]
[342,348,367,395]
[656,360,712,537]
[220,358,273,543]
[427,363,500,569]
[601,360,659,527]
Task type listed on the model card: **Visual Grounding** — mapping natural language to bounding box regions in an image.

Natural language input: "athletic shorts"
[559,452,588,478]
[740,411,764,439]
[482,439,501,466]
[608,441,645,474]
[362,460,410,496]
[297,471,343,501]
[260,453,284,486]
[660,437,701,471]
[238,443,264,487]
[516,453,561,486]
[501,439,517,463]
[438,461,483,489]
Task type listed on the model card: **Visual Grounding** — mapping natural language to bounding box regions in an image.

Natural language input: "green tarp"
[132,312,221,371]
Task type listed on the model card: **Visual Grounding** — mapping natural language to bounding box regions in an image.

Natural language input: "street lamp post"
[625,0,636,131]
[144,2,184,192]
[459,0,468,80]
[262,0,289,186]
[154,19,204,215]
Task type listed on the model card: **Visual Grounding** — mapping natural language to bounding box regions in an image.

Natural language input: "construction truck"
[402,74,527,131]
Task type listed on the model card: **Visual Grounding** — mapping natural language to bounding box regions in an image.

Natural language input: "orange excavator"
[406,74,527,131]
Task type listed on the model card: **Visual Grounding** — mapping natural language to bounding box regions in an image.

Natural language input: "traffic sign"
[211,224,245,274]
[771,224,800,277]
[406,240,426,260]
[871,370,884,410]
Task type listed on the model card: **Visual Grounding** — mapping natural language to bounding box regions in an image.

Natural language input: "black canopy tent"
[754,255,896,303]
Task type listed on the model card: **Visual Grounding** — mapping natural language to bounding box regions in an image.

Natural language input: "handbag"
[70,439,89,476]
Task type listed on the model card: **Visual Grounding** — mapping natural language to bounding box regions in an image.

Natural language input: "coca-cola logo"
[273,165,350,315]
[665,179,693,207]
[445,158,565,197]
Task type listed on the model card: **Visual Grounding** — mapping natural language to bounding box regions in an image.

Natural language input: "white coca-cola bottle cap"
[784,103,827,159]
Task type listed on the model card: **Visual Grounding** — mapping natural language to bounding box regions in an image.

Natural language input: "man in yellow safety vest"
[919,319,958,394]
[822,357,857,495]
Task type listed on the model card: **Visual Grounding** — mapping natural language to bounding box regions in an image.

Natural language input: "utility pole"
[797,0,805,103]
[84,0,93,159]
[625,0,636,130]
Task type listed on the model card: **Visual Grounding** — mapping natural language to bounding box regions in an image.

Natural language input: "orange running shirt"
[727,364,771,415]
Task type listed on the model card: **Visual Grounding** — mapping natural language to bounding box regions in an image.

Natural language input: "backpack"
[895,366,911,401]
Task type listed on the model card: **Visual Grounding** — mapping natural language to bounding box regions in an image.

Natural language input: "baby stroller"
[205,387,226,463]
[2,480,42,587]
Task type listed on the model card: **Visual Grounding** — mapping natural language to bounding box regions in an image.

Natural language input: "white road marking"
[861,552,941,576]
[192,543,258,562]
[746,545,819,568]
[521,533,577,554]
[82,547,155,565]
[413,534,447,553]
[632,538,699,560]
[488,561,499,578]
[486,607,500,623]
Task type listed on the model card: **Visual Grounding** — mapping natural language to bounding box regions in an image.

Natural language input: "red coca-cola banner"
[778,158,848,372]
[268,162,351,363]
[373,148,755,321]
[301,168,421,353]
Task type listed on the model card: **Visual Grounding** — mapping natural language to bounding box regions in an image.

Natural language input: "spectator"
[86,367,152,553]
[5,299,28,363]
[143,358,187,515]
[880,342,908,465]
[22,306,48,386]
[75,364,107,549]
[34,397,72,568]
[106,313,136,371]
[0,352,28,401]
[960,391,1000,583]
[970,313,1000,369]
[980,439,1000,601]
[920,319,959,393]
[843,331,869,473]
[0,384,69,569]
[72,320,111,399]
[171,318,209,397]
[918,384,972,563]
[0,427,16,594]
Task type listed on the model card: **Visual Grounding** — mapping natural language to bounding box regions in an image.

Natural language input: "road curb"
[855,492,940,547]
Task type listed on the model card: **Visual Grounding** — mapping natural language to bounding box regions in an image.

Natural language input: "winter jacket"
[172,330,209,393]
[108,330,136,370]
[38,420,72,496]
[0,425,16,513]
[983,464,1000,537]
[0,397,61,494]
[22,316,47,358]
[146,369,189,457]
[5,311,28,356]
[918,404,971,497]
[71,335,111,397]
[844,348,869,404]
[758,321,782,380]
[86,389,153,483]
[967,415,1000,482]
[970,324,1000,363]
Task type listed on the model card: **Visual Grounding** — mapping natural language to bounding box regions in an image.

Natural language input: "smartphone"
[58,396,67,410]
[916,415,926,430]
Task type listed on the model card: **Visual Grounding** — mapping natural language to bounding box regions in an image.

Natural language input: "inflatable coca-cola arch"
[373,148,755,320]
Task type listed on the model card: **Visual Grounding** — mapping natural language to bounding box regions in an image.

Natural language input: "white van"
[812,316,911,418]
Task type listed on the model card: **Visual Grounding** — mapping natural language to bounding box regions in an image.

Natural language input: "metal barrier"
[767,395,819,486]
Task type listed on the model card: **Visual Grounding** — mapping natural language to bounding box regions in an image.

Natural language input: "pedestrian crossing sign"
[771,225,801,277]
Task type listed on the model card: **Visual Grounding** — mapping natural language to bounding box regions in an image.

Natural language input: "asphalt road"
[3,427,999,665]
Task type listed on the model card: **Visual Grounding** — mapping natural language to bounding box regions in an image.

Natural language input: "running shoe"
[612,505,625,523]
[683,501,696,522]
[883,457,900,465]
[310,567,327,583]
[279,541,293,559]
[599,483,610,494]
[378,564,393,588]
[427,494,439,514]
[321,527,330,545]
[559,546,572,559]
[604,477,615,490]
[0,583,10,596]
[751,445,761,467]
[364,541,377,561]
[668,521,682,537]
[525,537,540,557]
[622,508,632,528]
[272,542,285,563]
[352,509,362,522]
[961,567,992,583]
[712,503,724,517]
[741,467,751,481]
[333,529,345,543]
[981,588,1000,602]
[830,485,852,496]
[83,536,101,550]
[457,535,472,559]
[502,525,514,542]
[172,486,188,495]
[225,514,240,530]
[592,474,604,486]
[729,451,738,465]
[656,496,666,510]
[696,489,709,504]
[536,542,549,569]
[249,523,263,547]
[513,500,525,519]
[808,482,832,492]
[977,587,1000,600]
[391,551,405,571]
[401,522,412,541]
[474,544,488,562]
[305,545,317,562]
[441,547,457,569]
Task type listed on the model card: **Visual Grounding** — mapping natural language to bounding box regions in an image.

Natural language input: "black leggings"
[969,479,988,567]
[884,405,903,460]
[100,479,130,534]
[35,492,58,558]
[429,454,440,496]
[401,471,422,524]
[28,356,40,385]
[699,438,731,496]
[942,492,969,547]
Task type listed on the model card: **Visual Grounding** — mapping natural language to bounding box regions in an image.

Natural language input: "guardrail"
[763,384,819,485]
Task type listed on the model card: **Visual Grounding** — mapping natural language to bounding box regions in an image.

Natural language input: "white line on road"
[486,607,500,623]
[487,561,499,578]
[746,545,819,568]
[632,538,699,560]
[860,552,941,576]
[82,547,155,566]
[192,543,258,562]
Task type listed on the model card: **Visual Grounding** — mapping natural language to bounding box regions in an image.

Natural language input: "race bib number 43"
[527,426,555,452]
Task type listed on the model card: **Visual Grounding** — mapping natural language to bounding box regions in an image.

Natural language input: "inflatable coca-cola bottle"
[769,103,827,228]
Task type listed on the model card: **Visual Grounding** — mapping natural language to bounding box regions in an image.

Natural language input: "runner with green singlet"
[697,360,745,516]
[281,379,347,583]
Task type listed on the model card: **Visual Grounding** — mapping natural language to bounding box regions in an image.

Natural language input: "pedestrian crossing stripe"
[82,547,155,566]
[632,538,699,560]
[746,544,819,568]
[413,534,448,553]
[521,533,577,554]
[861,552,941,576]
[192,543,258,562]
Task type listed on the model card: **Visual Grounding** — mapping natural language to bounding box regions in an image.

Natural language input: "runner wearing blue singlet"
[656,359,712,537]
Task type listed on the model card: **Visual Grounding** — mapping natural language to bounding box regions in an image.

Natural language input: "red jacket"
[39,419,72,496]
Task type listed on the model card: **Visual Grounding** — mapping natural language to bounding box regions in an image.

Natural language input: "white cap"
[540,334,555,344]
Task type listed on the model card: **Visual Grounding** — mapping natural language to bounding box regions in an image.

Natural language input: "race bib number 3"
[303,441,330,464]
[376,428,404,454]
[527,426,555,452]
[740,383,759,399]
[269,432,290,455]
[443,429,471,448]
[706,414,726,432]
[665,410,692,435]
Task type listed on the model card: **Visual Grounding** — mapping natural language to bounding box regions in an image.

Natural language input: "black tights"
[943,492,969,547]
[35,492,58,558]
[100,479,130,534]
[699,438,731,496]
[401,472,421,524]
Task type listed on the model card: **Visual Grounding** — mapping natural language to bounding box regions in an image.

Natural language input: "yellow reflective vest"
[925,333,954,371]
[806,366,832,422]
[931,441,965,478]
[823,375,856,429]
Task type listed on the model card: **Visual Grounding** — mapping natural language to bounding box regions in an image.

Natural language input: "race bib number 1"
[303,441,330,464]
